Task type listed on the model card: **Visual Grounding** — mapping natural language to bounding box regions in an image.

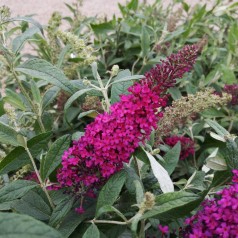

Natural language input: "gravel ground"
[1,0,211,25]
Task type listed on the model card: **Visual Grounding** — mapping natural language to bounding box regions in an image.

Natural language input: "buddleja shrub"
[0,3,238,238]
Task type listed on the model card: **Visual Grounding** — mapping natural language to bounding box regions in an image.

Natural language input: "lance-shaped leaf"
[16,59,76,94]
[64,88,94,112]
[205,119,230,138]
[142,191,203,221]
[40,134,71,181]
[2,16,43,34]
[0,121,21,147]
[49,197,75,227]
[12,26,41,53]
[111,70,133,103]
[0,212,63,238]
[96,170,126,216]
[163,142,181,175]
[143,149,174,193]
[0,132,51,175]
[82,224,100,238]
[11,190,51,221]
[0,180,38,203]
[41,86,60,112]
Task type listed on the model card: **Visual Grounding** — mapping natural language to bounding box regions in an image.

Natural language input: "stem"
[132,57,140,75]
[96,73,111,112]
[139,220,145,238]
[25,147,55,209]
[101,89,111,112]
[105,75,113,88]
[88,219,128,225]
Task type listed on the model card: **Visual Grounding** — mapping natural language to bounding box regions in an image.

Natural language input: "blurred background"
[1,0,211,24]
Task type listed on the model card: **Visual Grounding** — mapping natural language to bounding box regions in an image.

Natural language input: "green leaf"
[110,75,143,85]
[182,2,190,12]
[124,164,144,203]
[4,88,26,111]
[164,28,185,42]
[49,196,75,227]
[0,180,38,203]
[56,45,71,68]
[91,21,114,35]
[163,142,181,175]
[41,86,60,112]
[96,205,127,221]
[184,171,206,191]
[96,170,126,216]
[30,80,41,104]
[205,119,229,138]
[228,23,238,54]
[127,0,138,10]
[0,121,20,147]
[64,88,94,111]
[0,200,18,211]
[82,224,100,238]
[143,149,174,193]
[141,191,202,221]
[201,108,225,118]
[131,213,142,234]
[0,212,63,238]
[220,65,236,84]
[206,155,227,171]
[141,26,150,57]
[40,135,71,181]
[168,87,182,100]
[58,205,95,238]
[16,59,75,94]
[11,190,51,221]
[0,99,5,117]
[77,110,98,120]
[2,16,43,34]
[225,137,238,169]
[111,70,133,103]
[210,170,232,189]
[12,26,41,53]
[0,132,52,175]
[134,180,144,204]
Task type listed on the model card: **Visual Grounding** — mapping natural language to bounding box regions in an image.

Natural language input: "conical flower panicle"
[142,44,198,94]
[57,44,199,197]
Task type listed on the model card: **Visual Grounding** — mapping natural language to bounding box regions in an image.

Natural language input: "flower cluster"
[57,45,199,196]
[142,45,198,95]
[57,84,166,192]
[185,170,238,238]
[224,84,238,106]
[164,135,195,160]
[156,88,231,138]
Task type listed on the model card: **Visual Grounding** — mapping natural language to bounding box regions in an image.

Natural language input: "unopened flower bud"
[111,65,119,77]
[83,79,91,86]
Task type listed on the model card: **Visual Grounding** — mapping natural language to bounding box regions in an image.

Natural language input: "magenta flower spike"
[57,44,199,196]
[185,170,238,238]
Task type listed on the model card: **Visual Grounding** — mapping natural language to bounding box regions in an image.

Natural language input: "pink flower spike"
[56,44,199,203]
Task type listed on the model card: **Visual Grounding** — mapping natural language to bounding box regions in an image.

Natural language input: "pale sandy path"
[0,0,212,25]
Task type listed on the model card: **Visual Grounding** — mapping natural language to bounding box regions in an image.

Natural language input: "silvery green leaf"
[143,149,174,193]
